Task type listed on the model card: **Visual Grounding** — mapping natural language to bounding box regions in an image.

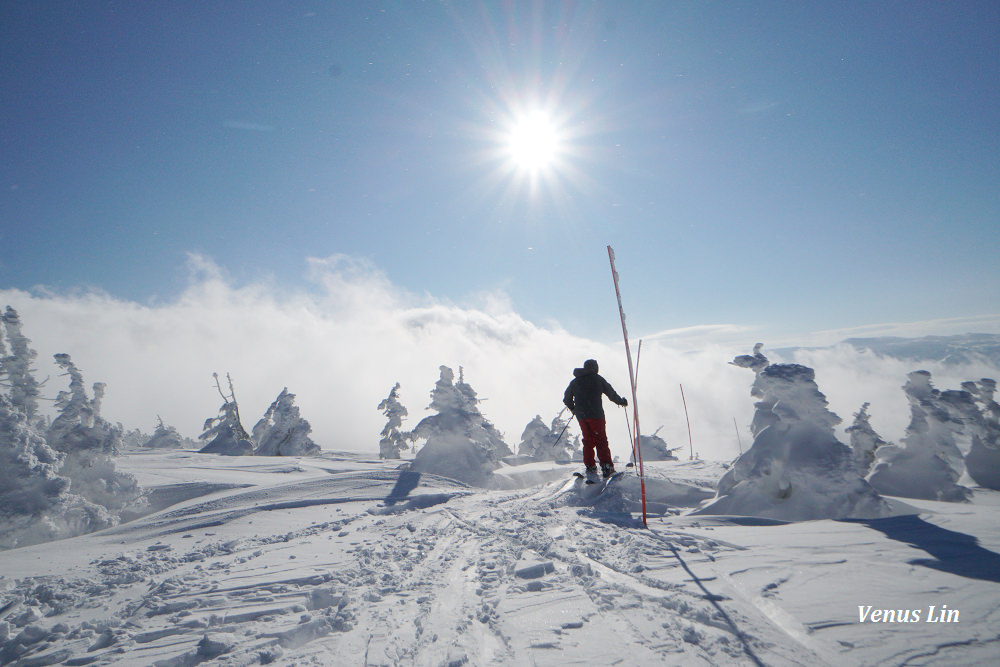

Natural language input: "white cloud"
[2,257,997,464]
[642,323,759,350]
[1,256,613,456]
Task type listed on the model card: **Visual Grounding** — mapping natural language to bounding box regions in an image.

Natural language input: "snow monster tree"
[846,403,889,477]
[963,378,1000,490]
[198,373,254,456]
[517,409,579,462]
[867,371,973,502]
[252,388,321,457]
[410,366,511,486]
[377,383,410,460]
[47,354,144,517]
[0,307,143,547]
[696,345,891,521]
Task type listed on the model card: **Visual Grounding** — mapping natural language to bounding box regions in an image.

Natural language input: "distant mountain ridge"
[772,334,1000,369]
[843,334,1000,367]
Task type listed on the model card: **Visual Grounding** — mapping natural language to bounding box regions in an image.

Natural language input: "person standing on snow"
[563,359,628,481]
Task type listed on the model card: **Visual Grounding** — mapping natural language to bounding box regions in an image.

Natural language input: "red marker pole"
[607,246,647,528]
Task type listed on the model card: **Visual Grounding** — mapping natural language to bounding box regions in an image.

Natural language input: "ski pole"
[552,416,572,447]
[623,404,634,467]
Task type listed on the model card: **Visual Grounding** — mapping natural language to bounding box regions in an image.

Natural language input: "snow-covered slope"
[1,451,998,666]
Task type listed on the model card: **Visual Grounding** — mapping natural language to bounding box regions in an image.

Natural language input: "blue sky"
[2,0,998,345]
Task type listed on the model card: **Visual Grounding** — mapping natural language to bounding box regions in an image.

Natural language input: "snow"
[1,450,998,666]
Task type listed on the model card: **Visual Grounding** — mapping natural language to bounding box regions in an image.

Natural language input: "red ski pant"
[578,418,613,468]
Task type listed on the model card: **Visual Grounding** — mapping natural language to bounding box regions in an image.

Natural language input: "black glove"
[619,397,628,407]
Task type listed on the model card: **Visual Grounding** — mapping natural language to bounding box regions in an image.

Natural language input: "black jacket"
[563,366,626,420]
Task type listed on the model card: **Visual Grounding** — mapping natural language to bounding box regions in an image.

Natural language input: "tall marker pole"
[634,339,643,390]
[607,246,647,528]
[680,383,694,460]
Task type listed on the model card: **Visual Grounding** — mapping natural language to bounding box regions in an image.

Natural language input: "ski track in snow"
[1,452,999,666]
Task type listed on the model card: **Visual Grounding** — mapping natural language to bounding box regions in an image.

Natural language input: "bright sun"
[506,110,561,172]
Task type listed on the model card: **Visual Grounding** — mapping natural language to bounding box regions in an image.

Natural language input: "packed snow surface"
[1,450,999,666]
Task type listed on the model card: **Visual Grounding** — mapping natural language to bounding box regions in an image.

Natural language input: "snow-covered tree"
[252,387,321,456]
[1,306,43,423]
[141,416,187,449]
[410,366,511,486]
[45,354,143,515]
[453,367,511,458]
[845,403,888,477]
[734,345,841,439]
[517,409,578,461]
[0,313,142,547]
[377,383,410,459]
[518,416,548,457]
[0,313,74,547]
[960,378,1000,490]
[121,427,149,449]
[729,342,769,374]
[868,371,972,502]
[639,427,678,461]
[965,378,1000,423]
[0,392,75,548]
[199,373,254,456]
[697,348,890,521]
[47,354,121,455]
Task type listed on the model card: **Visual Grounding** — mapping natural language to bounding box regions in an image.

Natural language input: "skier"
[563,359,628,482]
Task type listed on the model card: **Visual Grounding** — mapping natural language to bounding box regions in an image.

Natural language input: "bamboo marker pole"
[607,246,647,528]
[680,383,694,460]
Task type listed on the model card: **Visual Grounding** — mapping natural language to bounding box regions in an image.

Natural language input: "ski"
[573,470,625,486]
[601,470,626,487]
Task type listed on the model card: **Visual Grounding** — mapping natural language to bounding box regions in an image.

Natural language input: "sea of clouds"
[2,253,998,462]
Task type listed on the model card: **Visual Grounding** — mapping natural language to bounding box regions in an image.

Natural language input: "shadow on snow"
[845,515,1000,584]
[384,470,423,506]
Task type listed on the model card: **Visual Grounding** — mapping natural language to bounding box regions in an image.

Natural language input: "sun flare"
[506,110,561,172]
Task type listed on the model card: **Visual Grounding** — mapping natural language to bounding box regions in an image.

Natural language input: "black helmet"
[583,359,599,373]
